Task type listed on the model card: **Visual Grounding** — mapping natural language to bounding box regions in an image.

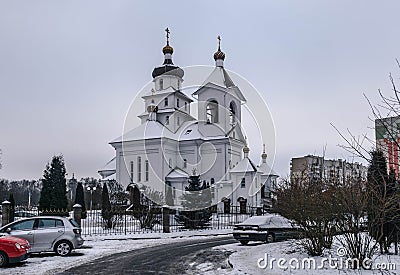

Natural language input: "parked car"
[0,216,84,256]
[233,214,302,245]
[0,235,31,267]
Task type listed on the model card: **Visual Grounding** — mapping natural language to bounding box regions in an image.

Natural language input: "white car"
[0,216,84,256]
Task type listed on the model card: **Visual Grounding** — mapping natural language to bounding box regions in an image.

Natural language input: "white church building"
[99,30,278,212]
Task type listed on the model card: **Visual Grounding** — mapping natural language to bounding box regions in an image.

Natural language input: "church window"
[211,178,215,185]
[164,97,168,106]
[185,129,192,135]
[184,102,187,111]
[159,79,163,90]
[169,158,172,168]
[206,100,219,123]
[130,161,134,183]
[166,116,169,125]
[241,178,245,188]
[183,159,187,168]
[229,101,237,125]
[145,160,149,181]
[173,187,176,198]
[137,157,142,182]
[177,117,180,126]
[177,98,180,108]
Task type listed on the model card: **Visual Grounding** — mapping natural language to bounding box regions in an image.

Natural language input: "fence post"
[162,205,170,233]
[1,201,10,226]
[73,204,82,227]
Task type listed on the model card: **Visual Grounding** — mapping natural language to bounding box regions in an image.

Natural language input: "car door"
[4,219,35,249]
[34,218,65,252]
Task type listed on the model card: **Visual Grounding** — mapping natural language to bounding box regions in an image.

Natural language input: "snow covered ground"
[218,238,400,275]
[4,229,400,275]
[0,229,231,275]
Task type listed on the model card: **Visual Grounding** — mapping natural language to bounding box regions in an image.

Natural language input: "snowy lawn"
[0,229,231,275]
[218,237,400,275]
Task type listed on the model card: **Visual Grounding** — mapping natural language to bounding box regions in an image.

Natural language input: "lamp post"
[87,186,97,211]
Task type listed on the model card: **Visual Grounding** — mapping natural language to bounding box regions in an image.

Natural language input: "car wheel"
[0,251,8,267]
[266,233,275,243]
[240,240,249,245]
[55,241,72,256]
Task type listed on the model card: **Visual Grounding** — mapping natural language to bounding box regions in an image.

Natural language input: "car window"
[38,218,64,228]
[69,219,79,228]
[10,219,35,231]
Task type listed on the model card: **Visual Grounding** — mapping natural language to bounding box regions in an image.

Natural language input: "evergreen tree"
[8,193,15,223]
[101,182,113,228]
[175,170,212,229]
[38,155,68,210]
[74,181,86,218]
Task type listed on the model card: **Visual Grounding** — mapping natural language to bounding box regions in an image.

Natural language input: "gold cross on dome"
[217,35,221,50]
[165,28,170,44]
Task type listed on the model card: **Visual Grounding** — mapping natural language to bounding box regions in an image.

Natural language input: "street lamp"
[87,186,97,211]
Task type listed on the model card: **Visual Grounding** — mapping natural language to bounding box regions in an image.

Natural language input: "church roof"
[111,120,227,144]
[230,157,258,173]
[110,120,175,143]
[258,162,279,177]
[141,87,193,102]
[166,167,189,179]
[100,157,116,171]
[192,67,246,102]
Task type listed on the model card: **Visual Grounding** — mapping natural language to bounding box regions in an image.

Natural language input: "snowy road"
[60,236,236,274]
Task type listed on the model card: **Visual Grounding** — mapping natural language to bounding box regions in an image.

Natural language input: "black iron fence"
[79,206,266,236]
[1,204,268,236]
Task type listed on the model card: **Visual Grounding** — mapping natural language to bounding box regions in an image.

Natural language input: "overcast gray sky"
[1,0,399,180]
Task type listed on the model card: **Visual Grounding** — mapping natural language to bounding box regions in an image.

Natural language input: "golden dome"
[163,44,174,55]
[243,145,250,154]
[214,35,225,61]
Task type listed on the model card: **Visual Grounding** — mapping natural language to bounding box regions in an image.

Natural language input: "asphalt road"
[60,236,237,274]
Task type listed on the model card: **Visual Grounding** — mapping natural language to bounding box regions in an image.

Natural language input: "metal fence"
[1,205,267,236]
[79,206,265,236]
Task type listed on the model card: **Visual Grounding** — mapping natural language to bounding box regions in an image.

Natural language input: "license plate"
[240,234,249,238]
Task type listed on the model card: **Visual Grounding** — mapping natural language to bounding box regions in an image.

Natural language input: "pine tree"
[175,170,212,229]
[8,193,15,223]
[75,181,86,218]
[101,182,113,228]
[38,155,68,211]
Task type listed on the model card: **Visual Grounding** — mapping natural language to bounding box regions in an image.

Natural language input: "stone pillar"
[2,201,10,226]
[73,204,82,227]
[162,205,170,233]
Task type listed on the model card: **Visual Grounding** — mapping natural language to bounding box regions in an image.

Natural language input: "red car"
[0,236,31,267]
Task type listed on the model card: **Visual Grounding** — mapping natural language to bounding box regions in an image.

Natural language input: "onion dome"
[214,35,225,67]
[152,28,184,79]
[261,144,267,163]
[162,44,173,55]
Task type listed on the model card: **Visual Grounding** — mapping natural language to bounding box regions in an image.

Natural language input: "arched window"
[211,178,215,185]
[159,79,163,90]
[206,100,219,123]
[229,101,237,125]
[177,116,180,126]
[183,159,187,168]
[169,158,172,168]
[177,98,180,108]
[165,116,169,125]
[184,102,187,111]
[164,97,168,106]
